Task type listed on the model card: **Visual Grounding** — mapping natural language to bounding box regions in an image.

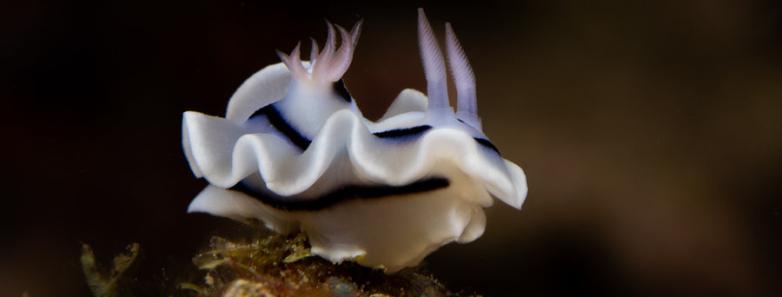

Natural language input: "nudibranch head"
[182,9,528,273]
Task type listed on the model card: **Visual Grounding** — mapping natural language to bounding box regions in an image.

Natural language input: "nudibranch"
[182,9,528,273]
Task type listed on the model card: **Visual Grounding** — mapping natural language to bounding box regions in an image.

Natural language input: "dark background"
[2,0,781,296]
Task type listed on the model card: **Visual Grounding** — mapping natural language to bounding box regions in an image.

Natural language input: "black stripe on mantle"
[250,106,499,154]
[332,79,352,102]
[372,125,432,138]
[230,177,450,212]
[373,125,501,154]
[250,105,312,150]
[456,119,501,154]
[474,138,500,154]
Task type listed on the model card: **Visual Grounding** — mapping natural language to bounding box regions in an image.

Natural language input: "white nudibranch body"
[182,9,528,273]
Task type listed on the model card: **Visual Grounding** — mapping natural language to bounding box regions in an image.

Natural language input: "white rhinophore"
[417,9,450,111]
[445,22,481,129]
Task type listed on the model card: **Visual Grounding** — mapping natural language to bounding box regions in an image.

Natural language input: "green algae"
[81,242,140,297]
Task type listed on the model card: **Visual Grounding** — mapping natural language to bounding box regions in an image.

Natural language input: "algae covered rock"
[181,231,478,297]
[221,279,276,297]
[81,230,479,297]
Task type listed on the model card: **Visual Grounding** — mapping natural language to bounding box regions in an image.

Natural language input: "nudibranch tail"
[328,25,354,81]
[276,42,307,81]
[309,38,319,65]
[350,19,363,45]
[278,20,362,84]
[445,23,481,130]
[307,20,361,83]
[417,8,450,111]
[311,21,336,81]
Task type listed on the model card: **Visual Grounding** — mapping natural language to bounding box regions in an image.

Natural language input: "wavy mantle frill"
[183,108,525,207]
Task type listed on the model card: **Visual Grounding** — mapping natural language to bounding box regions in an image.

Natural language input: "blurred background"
[2,0,781,296]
